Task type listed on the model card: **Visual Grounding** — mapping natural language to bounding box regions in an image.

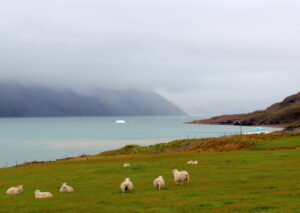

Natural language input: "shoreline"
[185,121,286,129]
[11,128,288,168]
[2,123,287,168]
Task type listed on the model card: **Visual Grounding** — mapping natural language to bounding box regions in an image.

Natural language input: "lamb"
[6,185,23,194]
[172,169,189,185]
[123,162,130,167]
[59,183,74,192]
[34,190,53,199]
[187,160,198,165]
[120,178,133,193]
[153,176,165,190]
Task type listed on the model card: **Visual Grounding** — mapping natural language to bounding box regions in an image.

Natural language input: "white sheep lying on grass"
[6,185,23,194]
[34,190,53,199]
[187,160,198,165]
[120,178,133,193]
[173,169,189,185]
[153,176,165,190]
[59,183,74,192]
[123,162,130,167]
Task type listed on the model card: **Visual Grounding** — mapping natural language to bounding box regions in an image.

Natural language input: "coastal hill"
[0,82,185,117]
[187,91,300,126]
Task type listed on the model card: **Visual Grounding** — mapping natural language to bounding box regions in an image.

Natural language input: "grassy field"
[1,133,300,213]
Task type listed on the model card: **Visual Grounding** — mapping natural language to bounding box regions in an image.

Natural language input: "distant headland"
[187,91,300,130]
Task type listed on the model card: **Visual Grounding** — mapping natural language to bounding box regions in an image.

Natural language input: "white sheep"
[187,160,193,165]
[153,176,165,190]
[59,183,74,192]
[123,162,130,167]
[173,169,189,185]
[34,190,53,199]
[187,160,198,165]
[120,178,133,193]
[6,185,23,194]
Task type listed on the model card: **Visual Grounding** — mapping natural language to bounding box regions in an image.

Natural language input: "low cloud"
[0,0,299,114]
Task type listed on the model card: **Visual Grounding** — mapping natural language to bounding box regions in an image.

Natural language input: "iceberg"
[115,120,126,124]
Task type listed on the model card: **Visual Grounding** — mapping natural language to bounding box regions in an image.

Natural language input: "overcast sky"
[0,0,300,115]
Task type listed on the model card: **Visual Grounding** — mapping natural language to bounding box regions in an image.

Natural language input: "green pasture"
[0,133,300,212]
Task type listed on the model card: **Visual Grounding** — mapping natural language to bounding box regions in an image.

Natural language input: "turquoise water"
[0,116,280,167]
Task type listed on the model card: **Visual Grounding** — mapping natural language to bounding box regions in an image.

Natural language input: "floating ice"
[115,120,126,124]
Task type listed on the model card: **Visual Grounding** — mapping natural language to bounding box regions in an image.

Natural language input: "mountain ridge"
[0,82,185,117]
[187,92,300,126]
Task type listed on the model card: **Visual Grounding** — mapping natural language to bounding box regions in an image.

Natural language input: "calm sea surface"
[0,116,280,167]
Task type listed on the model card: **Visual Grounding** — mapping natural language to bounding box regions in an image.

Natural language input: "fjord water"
[0,116,280,167]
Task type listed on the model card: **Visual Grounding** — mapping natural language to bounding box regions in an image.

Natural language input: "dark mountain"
[187,92,300,126]
[0,82,185,117]
[93,89,184,116]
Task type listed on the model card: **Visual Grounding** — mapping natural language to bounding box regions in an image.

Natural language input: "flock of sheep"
[4,160,197,198]
[120,168,190,193]
[121,161,193,193]
[6,183,73,198]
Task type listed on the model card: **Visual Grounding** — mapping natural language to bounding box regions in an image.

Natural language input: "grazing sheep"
[34,190,53,199]
[59,183,74,192]
[187,160,193,165]
[173,169,189,185]
[187,160,198,165]
[120,178,133,193]
[123,162,130,167]
[153,176,165,190]
[6,185,23,194]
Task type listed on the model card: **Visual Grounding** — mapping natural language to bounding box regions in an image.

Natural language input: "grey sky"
[0,0,300,115]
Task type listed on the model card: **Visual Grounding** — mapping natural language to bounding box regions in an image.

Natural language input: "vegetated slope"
[1,141,300,212]
[98,131,300,157]
[18,131,300,167]
[0,81,185,117]
[187,92,300,126]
